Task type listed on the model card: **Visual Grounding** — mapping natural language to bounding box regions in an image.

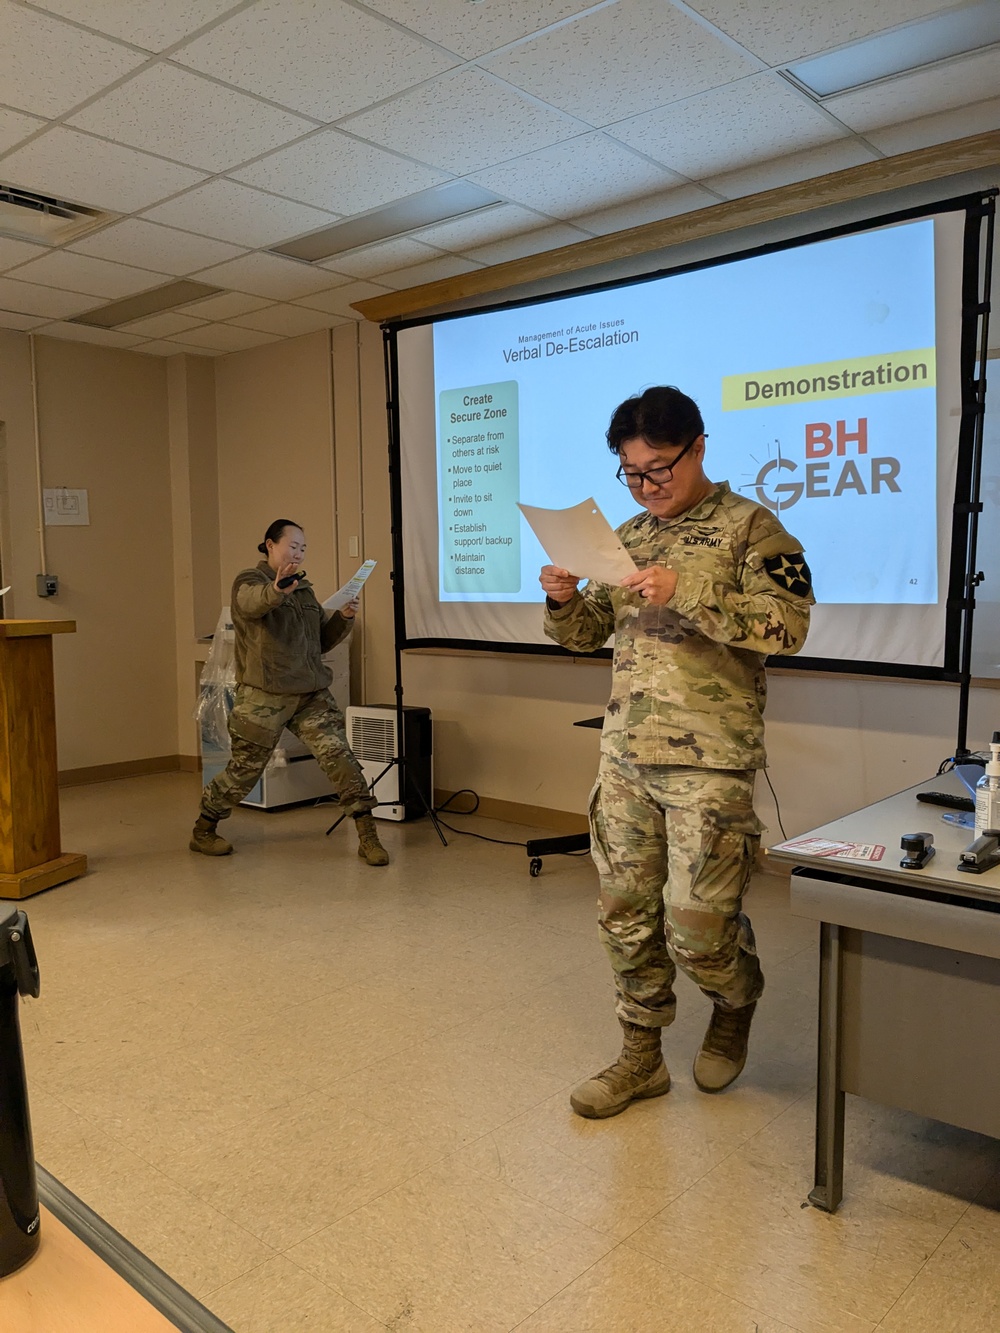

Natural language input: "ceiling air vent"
[0,184,113,246]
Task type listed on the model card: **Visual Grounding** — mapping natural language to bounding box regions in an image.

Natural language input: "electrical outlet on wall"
[36,574,58,597]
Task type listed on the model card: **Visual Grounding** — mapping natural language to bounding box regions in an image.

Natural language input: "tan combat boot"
[354,813,389,866]
[570,1020,670,1119]
[693,1001,756,1093]
[189,815,233,856]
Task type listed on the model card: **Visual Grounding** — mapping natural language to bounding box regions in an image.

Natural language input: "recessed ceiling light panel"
[271,181,503,263]
[71,280,224,328]
[784,0,1000,98]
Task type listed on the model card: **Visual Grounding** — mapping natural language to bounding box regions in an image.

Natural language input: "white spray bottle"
[975,731,1000,835]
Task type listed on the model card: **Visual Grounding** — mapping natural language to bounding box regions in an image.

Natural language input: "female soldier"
[190,519,388,866]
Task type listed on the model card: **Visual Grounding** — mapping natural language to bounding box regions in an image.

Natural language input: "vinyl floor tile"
[287,1159,614,1332]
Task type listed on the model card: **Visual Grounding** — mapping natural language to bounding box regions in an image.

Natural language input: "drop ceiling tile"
[481,0,758,127]
[607,73,845,178]
[0,277,98,319]
[865,95,1000,155]
[173,0,458,121]
[375,255,483,289]
[68,65,316,174]
[120,311,209,338]
[69,220,247,275]
[175,290,274,319]
[340,68,582,175]
[166,323,282,351]
[0,238,48,272]
[319,237,445,279]
[0,106,45,154]
[688,0,949,66]
[462,221,597,265]
[0,4,147,119]
[9,251,169,299]
[178,291,274,319]
[413,204,566,252]
[572,183,719,235]
[27,1,246,52]
[294,280,393,317]
[360,0,598,60]
[232,130,449,216]
[0,308,48,330]
[35,322,146,348]
[821,48,1000,133]
[136,339,219,355]
[703,137,879,199]
[469,133,677,219]
[1,129,206,213]
[193,252,345,300]
[141,180,337,248]
[229,304,349,335]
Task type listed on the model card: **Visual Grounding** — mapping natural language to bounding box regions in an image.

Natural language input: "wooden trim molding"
[434,788,588,835]
[354,130,1000,324]
[57,755,198,787]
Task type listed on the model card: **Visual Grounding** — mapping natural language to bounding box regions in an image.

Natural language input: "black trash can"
[0,907,41,1278]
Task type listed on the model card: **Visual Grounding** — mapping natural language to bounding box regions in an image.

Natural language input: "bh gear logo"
[750,419,901,514]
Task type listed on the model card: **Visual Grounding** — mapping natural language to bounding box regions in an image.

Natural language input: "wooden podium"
[0,620,87,899]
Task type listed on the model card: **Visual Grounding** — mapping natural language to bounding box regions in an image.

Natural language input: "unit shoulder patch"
[763,552,812,596]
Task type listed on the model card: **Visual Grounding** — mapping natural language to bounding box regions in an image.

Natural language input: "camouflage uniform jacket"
[231,561,352,695]
[544,483,814,770]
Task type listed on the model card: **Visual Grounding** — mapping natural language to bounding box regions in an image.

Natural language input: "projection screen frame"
[384,189,996,684]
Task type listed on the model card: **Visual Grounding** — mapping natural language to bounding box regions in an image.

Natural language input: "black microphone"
[277,570,304,589]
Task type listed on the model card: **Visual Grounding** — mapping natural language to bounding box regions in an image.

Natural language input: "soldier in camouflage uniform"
[541,386,813,1117]
[191,519,388,866]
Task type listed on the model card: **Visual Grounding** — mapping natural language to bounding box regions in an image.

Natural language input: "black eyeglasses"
[615,434,705,490]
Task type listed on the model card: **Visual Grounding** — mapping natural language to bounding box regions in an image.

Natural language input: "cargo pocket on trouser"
[587,783,612,880]
[688,826,755,915]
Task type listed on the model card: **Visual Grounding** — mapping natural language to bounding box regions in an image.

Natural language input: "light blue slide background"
[432,220,938,606]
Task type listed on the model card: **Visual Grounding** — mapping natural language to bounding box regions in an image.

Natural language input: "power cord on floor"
[432,789,530,847]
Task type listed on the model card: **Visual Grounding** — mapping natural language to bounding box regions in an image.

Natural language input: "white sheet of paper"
[323,559,377,612]
[518,498,636,585]
[0,586,9,597]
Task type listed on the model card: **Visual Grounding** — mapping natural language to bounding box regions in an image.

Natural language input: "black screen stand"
[525,715,600,876]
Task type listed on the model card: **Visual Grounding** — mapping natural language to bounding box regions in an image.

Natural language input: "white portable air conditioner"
[346,705,432,822]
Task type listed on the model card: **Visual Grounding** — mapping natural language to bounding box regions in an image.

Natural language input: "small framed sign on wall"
[43,489,89,526]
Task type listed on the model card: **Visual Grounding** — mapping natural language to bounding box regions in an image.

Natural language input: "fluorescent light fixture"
[71,280,223,328]
[271,180,503,262]
[785,0,1000,98]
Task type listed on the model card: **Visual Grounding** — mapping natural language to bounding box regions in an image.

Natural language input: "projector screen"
[392,198,983,675]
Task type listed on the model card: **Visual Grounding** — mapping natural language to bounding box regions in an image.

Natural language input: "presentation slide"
[397,209,967,670]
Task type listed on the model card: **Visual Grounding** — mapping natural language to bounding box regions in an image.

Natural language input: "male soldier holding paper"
[541,386,813,1118]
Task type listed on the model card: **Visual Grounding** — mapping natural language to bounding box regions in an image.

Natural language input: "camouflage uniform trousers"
[589,755,764,1027]
[200,684,376,822]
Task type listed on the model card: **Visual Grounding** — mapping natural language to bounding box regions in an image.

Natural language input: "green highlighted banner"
[439,381,520,595]
[722,348,935,411]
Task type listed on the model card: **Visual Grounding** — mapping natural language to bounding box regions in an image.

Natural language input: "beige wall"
[0,330,176,773]
[214,331,338,602]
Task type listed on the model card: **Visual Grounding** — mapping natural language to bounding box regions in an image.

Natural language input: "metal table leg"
[809,921,845,1212]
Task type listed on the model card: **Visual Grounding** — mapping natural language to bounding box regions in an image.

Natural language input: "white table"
[767,770,1000,1212]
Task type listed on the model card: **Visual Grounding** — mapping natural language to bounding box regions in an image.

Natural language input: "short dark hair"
[258,519,302,555]
[606,386,704,454]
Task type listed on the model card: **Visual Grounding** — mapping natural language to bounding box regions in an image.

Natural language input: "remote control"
[916,791,975,812]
